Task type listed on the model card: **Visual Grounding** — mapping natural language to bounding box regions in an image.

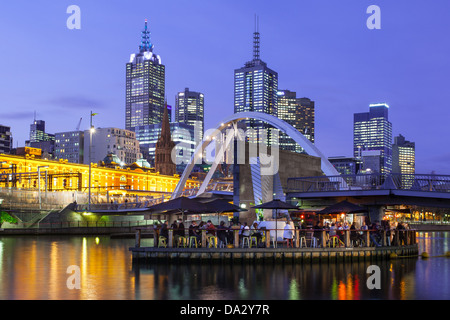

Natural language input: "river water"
[0,231,448,300]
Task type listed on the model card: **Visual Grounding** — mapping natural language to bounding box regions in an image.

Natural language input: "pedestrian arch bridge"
[171,112,340,199]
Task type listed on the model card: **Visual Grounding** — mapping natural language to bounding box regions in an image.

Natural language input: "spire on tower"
[253,15,260,61]
[139,19,153,52]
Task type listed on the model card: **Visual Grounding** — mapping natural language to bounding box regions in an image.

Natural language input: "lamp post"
[88,111,96,211]
[37,165,49,210]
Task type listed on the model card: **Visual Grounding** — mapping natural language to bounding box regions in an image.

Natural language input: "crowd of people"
[155,219,266,248]
[156,218,412,248]
[286,219,412,248]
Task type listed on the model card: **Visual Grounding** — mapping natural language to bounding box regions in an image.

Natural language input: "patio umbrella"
[317,200,367,215]
[252,199,299,238]
[147,196,211,221]
[203,199,247,224]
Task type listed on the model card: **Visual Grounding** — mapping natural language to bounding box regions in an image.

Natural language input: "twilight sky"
[0,0,449,174]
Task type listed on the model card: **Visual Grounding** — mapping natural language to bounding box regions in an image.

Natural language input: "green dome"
[103,153,122,165]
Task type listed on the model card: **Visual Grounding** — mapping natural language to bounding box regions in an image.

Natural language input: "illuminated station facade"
[0,147,199,198]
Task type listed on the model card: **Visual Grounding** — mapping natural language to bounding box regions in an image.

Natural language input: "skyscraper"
[0,125,12,154]
[28,120,54,144]
[353,103,392,174]
[276,90,315,153]
[234,19,278,144]
[175,88,204,141]
[126,19,165,132]
[392,134,415,187]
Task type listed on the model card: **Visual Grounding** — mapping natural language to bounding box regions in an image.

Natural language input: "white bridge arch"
[171,112,340,199]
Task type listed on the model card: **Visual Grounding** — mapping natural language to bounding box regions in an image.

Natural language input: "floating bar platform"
[129,244,419,264]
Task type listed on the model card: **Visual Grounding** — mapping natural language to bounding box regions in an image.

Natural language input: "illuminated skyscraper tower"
[234,17,278,144]
[277,90,315,153]
[392,134,415,187]
[175,88,204,141]
[353,103,393,174]
[126,19,166,133]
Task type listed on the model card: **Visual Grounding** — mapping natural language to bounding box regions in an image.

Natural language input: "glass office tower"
[175,88,204,141]
[353,103,392,174]
[392,134,415,188]
[234,22,278,145]
[126,19,165,132]
[276,90,315,153]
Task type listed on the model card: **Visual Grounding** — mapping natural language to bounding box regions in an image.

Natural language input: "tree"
[0,211,18,227]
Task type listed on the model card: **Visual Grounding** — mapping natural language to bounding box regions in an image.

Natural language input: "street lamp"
[88,111,97,211]
[37,165,49,210]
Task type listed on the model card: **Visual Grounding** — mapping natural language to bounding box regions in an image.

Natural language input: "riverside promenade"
[129,228,419,264]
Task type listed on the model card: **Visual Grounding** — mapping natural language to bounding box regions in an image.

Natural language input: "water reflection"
[131,258,420,300]
[0,232,449,299]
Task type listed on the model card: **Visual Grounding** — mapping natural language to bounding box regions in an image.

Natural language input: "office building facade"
[125,19,165,132]
[277,90,315,153]
[353,103,392,174]
[0,125,12,154]
[175,88,204,141]
[54,131,85,163]
[84,127,142,166]
[328,156,360,175]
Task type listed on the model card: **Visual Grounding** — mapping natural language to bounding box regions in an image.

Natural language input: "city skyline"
[1,1,450,174]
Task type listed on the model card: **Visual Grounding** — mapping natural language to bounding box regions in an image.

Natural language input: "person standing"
[313,221,322,247]
[283,222,294,248]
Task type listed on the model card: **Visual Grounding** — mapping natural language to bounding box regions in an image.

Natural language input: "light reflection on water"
[0,232,449,300]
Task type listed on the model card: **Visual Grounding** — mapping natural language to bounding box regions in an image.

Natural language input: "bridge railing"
[287,173,450,193]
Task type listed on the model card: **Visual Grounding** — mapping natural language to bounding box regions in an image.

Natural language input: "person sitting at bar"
[177,219,186,242]
[250,222,262,244]
[240,222,250,245]
[370,221,382,247]
[160,220,169,241]
[205,220,216,242]
[350,222,359,246]
[226,221,235,244]
[396,222,406,245]
[216,221,228,246]
[171,220,180,247]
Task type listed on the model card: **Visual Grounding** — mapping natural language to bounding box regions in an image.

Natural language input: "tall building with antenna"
[234,16,278,144]
[125,19,166,133]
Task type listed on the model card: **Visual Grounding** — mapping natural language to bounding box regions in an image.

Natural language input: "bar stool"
[158,236,167,248]
[208,236,218,248]
[250,236,258,248]
[241,236,250,248]
[189,236,198,248]
[178,236,187,248]
[310,237,318,248]
[328,235,339,248]
[299,236,307,248]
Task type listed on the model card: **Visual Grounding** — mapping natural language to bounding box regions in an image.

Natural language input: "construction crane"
[76,117,82,131]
